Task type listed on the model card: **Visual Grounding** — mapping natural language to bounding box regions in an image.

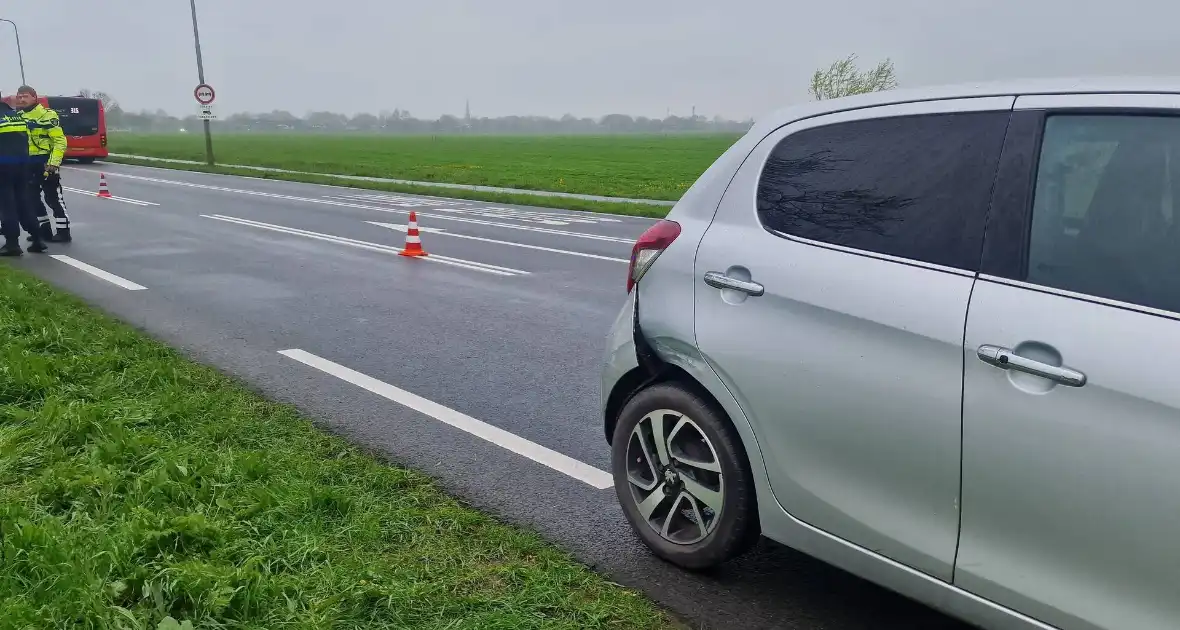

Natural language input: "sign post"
[188,0,215,165]
[0,19,26,85]
[194,84,217,122]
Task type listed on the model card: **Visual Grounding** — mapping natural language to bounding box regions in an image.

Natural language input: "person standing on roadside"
[14,86,71,243]
[0,93,44,256]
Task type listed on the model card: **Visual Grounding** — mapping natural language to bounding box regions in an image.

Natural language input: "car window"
[756,111,1010,271]
[1027,114,1180,313]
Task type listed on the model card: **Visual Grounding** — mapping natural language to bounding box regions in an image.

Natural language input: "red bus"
[1,95,108,163]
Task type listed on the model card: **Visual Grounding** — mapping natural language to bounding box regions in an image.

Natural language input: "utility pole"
[0,19,26,85]
[188,0,215,165]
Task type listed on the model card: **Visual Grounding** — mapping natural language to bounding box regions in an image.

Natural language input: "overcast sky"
[1,1,1175,120]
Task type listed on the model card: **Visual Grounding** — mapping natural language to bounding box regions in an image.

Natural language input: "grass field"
[110,133,741,202]
[0,264,674,629]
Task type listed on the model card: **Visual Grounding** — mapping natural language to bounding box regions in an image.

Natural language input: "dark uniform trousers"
[0,162,38,244]
[30,155,69,240]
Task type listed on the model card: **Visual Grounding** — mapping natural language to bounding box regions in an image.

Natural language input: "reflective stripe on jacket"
[0,104,30,164]
[21,104,66,167]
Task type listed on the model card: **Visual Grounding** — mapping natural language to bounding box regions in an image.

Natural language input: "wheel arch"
[606,364,753,453]
[605,363,766,535]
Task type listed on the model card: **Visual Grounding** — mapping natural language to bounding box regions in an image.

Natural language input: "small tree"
[75,88,121,112]
[809,54,898,101]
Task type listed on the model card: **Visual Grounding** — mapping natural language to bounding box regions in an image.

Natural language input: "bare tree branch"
[809,54,898,101]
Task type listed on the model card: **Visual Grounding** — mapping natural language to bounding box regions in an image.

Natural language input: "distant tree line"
[80,55,896,136]
[85,96,753,135]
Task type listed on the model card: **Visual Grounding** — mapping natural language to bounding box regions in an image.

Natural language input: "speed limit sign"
[194,84,216,105]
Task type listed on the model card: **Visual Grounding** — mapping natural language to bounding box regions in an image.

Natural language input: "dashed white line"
[368,221,629,264]
[201,214,529,277]
[278,349,613,489]
[94,171,633,243]
[328,192,623,225]
[62,186,159,206]
[69,161,664,222]
[325,197,635,243]
[49,255,148,291]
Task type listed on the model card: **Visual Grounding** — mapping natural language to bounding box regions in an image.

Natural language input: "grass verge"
[109,132,739,202]
[103,157,672,220]
[0,264,674,629]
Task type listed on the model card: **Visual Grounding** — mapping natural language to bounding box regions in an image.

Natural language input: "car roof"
[752,76,1180,135]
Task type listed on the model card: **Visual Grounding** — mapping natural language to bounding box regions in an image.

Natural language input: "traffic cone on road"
[398,211,429,257]
[97,173,112,198]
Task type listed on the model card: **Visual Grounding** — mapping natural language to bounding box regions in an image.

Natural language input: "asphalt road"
[13,162,974,630]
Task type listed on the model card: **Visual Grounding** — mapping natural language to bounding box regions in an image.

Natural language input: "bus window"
[46,97,101,136]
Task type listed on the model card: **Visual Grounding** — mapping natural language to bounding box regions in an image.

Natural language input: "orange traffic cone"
[398,211,428,257]
[97,173,112,198]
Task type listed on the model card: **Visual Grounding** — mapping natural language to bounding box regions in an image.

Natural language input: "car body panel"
[602,78,1180,630]
[959,279,1180,630]
[954,91,1180,630]
[601,127,780,527]
[601,119,770,426]
[689,96,1012,581]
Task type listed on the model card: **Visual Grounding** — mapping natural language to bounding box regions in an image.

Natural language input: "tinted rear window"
[46,98,100,136]
[756,111,1010,271]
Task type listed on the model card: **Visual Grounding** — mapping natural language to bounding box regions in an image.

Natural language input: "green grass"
[109,133,741,201]
[0,264,675,630]
[103,156,673,219]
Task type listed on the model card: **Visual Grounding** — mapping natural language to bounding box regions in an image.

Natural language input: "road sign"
[194,83,216,105]
[196,104,217,120]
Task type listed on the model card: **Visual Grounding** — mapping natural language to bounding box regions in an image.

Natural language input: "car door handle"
[703,271,764,296]
[977,344,1087,387]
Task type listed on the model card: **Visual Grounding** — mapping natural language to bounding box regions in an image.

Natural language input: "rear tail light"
[100,134,107,147]
[627,219,681,293]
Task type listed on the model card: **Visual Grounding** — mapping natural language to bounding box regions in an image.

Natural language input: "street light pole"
[0,19,26,85]
[188,0,215,165]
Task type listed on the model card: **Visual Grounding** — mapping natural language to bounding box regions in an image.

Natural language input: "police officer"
[13,86,70,243]
[0,93,44,256]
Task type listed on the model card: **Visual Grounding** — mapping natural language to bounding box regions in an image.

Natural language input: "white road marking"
[331,192,623,225]
[49,255,148,291]
[376,223,446,234]
[62,186,159,206]
[201,214,529,277]
[278,349,613,489]
[94,171,633,243]
[368,221,629,264]
[73,159,672,218]
[323,196,634,243]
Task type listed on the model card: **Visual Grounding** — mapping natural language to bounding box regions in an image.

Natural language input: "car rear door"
[692,97,1013,581]
[958,95,1180,630]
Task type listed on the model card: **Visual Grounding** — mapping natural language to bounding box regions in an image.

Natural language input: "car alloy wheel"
[624,408,724,545]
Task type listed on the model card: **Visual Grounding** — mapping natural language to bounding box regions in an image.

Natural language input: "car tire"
[77,158,95,164]
[611,382,759,570]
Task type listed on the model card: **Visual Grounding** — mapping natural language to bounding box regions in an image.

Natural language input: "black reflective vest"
[0,104,30,165]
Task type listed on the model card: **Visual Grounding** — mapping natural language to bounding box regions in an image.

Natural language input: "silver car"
[601,78,1180,630]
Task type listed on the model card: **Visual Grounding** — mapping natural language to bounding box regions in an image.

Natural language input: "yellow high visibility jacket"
[0,104,30,165]
[20,104,66,167]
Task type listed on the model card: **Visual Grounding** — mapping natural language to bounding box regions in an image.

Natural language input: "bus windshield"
[46,97,101,136]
